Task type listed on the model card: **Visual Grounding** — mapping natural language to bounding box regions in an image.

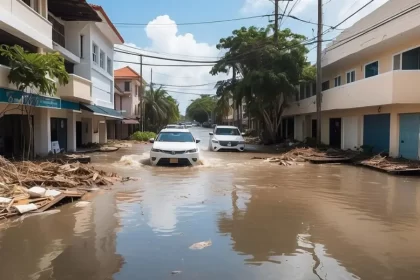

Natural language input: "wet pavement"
[1,127,420,279]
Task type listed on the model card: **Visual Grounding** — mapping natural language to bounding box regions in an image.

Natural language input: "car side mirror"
[149,138,155,143]
[241,132,245,136]
[196,139,201,143]
[209,132,213,136]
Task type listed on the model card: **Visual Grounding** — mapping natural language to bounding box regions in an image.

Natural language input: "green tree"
[186,95,216,123]
[210,26,310,143]
[144,85,180,132]
[0,45,69,159]
[214,91,232,124]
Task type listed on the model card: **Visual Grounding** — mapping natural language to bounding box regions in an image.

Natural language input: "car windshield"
[157,132,194,142]
[215,128,240,136]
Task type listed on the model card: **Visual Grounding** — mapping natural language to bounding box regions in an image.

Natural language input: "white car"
[209,126,245,152]
[150,129,200,166]
[166,124,186,129]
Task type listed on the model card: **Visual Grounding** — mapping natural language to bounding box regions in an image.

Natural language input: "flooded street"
[1,127,420,279]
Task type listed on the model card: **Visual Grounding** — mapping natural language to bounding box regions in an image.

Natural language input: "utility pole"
[140,55,144,132]
[150,68,153,86]
[274,0,279,42]
[316,0,323,145]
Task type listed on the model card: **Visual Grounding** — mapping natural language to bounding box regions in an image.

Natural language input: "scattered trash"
[74,201,90,208]
[0,155,133,220]
[14,203,38,214]
[171,271,182,275]
[28,186,46,198]
[189,240,212,250]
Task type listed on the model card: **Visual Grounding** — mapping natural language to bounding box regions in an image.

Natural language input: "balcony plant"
[0,45,69,159]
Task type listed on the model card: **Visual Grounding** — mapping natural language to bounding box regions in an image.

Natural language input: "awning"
[122,119,139,125]
[81,104,123,119]
[48,0,101,22]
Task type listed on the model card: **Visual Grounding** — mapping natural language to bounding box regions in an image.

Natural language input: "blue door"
[399,114,420,160]
[363,114,390,153]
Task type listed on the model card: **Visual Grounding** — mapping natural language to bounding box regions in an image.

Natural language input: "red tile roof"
[90,4,124,43]
[114,66,141,79]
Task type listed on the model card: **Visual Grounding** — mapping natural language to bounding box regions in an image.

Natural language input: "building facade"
[109,66,144,140]
[284,0,420,159]
[0,0,123,157]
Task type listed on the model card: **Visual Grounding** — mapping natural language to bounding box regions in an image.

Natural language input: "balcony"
[0,0,52,49]
[58,74,91,103]
[284,71,420,116]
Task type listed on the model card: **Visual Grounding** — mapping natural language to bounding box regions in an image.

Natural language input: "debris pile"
[252,147,352,166]
[0,156,126,219]
[360,155,420,171]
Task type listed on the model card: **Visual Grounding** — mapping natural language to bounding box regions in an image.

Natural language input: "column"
[67,111,76,152]
[389,112,399,157]
[99,122,107,144]
[34,108,51,156]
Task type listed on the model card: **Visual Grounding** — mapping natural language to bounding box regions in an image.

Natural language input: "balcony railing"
[284,71,420,116]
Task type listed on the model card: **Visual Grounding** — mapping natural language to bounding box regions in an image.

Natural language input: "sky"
[89,0,389,113]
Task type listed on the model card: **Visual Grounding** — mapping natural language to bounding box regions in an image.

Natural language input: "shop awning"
[81,104,123,119]
[122,119,139,125]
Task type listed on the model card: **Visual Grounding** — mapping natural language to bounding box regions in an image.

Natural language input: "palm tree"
[144,86,179,132]
[215,91,232,124]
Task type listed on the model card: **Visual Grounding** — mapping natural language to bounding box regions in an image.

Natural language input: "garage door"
[399,114,420,160]
[363,114,390,153]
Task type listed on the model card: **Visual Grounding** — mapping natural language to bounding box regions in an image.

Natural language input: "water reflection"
[0,193,123,280]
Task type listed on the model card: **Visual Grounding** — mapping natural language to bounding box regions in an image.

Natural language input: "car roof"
[160,128,191,133]
[215,125,239,129]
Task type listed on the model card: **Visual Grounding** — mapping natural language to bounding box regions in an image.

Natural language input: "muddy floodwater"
[1,127,420,279]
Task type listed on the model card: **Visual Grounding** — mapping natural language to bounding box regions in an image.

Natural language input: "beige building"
[109,66,144,140]
[284,0,420,160]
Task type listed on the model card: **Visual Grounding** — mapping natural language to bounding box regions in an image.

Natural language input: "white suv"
[150,129,200,166]
[209,126,245,152]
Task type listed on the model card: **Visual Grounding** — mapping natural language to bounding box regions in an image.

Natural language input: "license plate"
[169,158,178,164]
[227,142,231,147]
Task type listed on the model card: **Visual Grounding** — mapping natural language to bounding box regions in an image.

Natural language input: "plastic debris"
[14,203,38,214]
[189,240,212,250]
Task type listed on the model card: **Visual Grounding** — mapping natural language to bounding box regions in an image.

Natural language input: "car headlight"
[211,139,219,143]
[151,148,161,152]
[186,148,197,153]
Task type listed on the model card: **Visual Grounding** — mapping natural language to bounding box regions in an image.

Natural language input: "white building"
[284,0,420,159]
[0,0,123,157]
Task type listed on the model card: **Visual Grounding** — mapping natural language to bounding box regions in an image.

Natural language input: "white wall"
[342,116,360,150]
[294,115,305,141]
[90,24,114,109]
[74,24,92,81]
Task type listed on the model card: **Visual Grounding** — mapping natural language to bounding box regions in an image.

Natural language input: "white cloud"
[114,15,227,114]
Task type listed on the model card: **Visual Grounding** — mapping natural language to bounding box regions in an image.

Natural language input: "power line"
[114,14,270,27]
[118,44,223,59]
[114,48,218,63]
[114,59,216,67]
[153,82,217,88]
[279,0,291,30]
[165,89,215,96]
[325,0,420,52]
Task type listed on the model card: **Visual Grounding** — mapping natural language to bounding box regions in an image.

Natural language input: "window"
[49,15,65,47]
[80,35,84,58]
[365,61,379,78]
[135,86,138,97]
[334,76,341,87]
[305,83,311,98]
[100,50,105,69]
[322,80,330,91]
[215,128,240,136]
[124,81,131,92]
[299,84,305,100]
[346,70,355,83]
[312,83,316,96]
[157,132,195,142]
[107,57,112,74]
[393,54,401,70]
[92,43,98,63]
[402,47,420,70]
